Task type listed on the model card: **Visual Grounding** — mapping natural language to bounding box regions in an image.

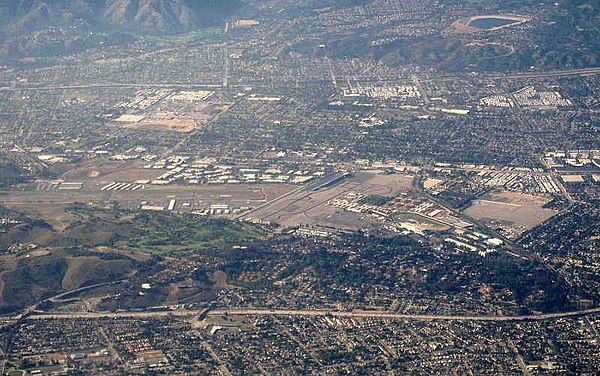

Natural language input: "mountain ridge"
[0,0,242,34]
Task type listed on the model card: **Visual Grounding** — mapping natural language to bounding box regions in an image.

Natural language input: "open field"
[58,159,165,184]
[464,191,558,238]
[240,171,414,230]
[108,117,198,133]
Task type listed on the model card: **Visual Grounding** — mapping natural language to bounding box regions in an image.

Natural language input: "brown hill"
[0,0,241,33]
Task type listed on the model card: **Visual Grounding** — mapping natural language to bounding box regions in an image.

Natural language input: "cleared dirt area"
[108,117,197,133]
[464,191,557,238]
[59,159,161,182]
[423,178,443,190]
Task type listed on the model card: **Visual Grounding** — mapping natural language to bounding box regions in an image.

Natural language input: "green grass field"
[1,204,268,256]
[120,211,267,255]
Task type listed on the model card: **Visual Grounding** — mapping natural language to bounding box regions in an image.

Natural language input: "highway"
[24,306,600,323]
[0,82,224,92]
[11,279,129,321]
[484,66,600,80]
[1,66,599,93]
[207,307,600,322]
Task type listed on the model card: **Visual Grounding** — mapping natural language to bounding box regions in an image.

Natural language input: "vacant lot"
[108,117,198,132]
[464,191,557,238]
[59,159,164,183]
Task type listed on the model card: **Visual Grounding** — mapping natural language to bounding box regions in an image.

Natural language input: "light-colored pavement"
[1,66,599,93]
[23,306,600,322]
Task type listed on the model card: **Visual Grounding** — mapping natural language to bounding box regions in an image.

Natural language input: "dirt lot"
[108,117,198,133]
[59,159,161,183]
[464,191,557,238]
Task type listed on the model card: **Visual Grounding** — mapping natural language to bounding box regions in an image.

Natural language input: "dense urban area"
[0,0,598,374]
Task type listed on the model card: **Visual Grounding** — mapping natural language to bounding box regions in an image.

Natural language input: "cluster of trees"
[0,160,30,188]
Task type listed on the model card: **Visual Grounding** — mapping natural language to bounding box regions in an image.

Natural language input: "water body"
[468,17,520,30]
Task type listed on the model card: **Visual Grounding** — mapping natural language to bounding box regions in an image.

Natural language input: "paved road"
[207,307,600,322]
[0,82,224,92]
[485,66,600,80]
[201,340,232,376]
[507,338,531,376]
[411,75,430,105]
[1,67,599,93]
[24,306,600,322]
[0,346,5,376]
[11,279,129,321]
